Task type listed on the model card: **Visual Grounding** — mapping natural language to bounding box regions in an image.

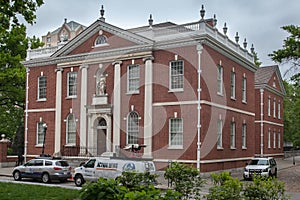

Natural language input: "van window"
[85,159,96,168]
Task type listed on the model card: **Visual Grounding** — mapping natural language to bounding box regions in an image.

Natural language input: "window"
[268,97,271,116]
[217,65,223,95]
[278,101,281,119]
[38,76,47,100]
[37,122,45,145]
[170,60,184,91]
[268,129,271,148]
[95,35,107,46]
[217,119,223,148]
[127,65,140,93]
[67,72,77,97]
[230,72,236,99]
[273,130,276,148]
[242,77,247,102]
[127,111,139,144]
[278,131,281,149]
[230,122,236,148]
[169,118,183,147]
[66,114,76,144]
[273,98,276,118]
[242,123,247,148]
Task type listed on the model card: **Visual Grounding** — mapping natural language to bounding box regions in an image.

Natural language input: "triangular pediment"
[52,19,154,57]
[255,65,286,96]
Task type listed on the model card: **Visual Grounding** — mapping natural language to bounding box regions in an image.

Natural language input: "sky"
[26,0,300,79]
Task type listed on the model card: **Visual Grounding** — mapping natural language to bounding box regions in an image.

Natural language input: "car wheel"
[74,174,84,187]
[13,171,22,181]
[274,169,277,177]
[41,172,50,183]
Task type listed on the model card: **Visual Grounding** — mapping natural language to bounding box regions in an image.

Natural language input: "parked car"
[73,157,156,187]
[12,157,72,183]
[243,157,277,180]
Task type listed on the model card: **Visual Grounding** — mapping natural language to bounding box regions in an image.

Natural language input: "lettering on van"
[96,162,118,171]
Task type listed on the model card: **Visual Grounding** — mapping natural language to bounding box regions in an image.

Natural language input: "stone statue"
[97,75,106,95]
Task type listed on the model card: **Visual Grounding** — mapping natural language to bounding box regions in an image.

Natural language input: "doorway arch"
[96,118,107,155]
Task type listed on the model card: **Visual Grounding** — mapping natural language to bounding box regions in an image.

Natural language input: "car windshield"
[55,161,69,167]
[249,159,269,165]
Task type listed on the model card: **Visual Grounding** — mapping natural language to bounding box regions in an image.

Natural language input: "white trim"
[27,108,55,113]
[153,100,255,116]
[254,120,284,127]
[154,156,253,164]
[153,101,198,106]
[203,100,255,116]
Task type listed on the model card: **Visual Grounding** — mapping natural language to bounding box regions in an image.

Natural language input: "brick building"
[23,5,285,172]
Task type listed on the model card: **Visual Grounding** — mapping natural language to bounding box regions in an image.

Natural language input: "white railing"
[152,21,254,63]
[26,45,62,60]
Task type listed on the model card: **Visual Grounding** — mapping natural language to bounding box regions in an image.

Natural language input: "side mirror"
[79,161,85,167]
[245,163,248,166]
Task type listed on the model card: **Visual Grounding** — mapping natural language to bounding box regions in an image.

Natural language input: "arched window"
[127,111,139,144]
[66,114,76,144]
[95,35,107,46]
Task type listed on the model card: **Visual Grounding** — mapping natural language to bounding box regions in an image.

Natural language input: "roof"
[51,20,86,34]
[255,65,277,85]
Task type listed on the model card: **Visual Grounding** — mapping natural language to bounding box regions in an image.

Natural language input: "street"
[1,164,300,199]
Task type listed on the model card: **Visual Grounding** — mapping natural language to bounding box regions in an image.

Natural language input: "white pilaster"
[143,56,154,158]
[196,43,203,171]
[80,64,88,154]
[112,61,122,152]
[54,68,63,155]
[260,88,264,156]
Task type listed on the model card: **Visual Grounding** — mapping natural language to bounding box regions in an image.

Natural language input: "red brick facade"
[23,8,285,172]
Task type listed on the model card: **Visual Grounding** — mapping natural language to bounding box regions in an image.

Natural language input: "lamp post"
[41,123,47,156]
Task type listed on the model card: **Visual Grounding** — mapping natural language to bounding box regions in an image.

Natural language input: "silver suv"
[12,158,72,183]
[243,157,277,180]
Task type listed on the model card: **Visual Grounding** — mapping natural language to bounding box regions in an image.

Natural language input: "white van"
[73,157,156,186]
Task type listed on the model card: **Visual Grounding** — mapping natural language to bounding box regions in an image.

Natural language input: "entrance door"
[97,118,107,156]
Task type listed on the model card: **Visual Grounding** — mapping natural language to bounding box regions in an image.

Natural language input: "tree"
[283,78,300,147]
[269,25,300,77]
[0,1,44,147]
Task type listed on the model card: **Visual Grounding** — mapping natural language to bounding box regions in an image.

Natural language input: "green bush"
[79,172,181,200]
[206,172,290,200]
[206,172,243,200]
[243,176,290,200]
[79,177,127,200]
[117,171,158,191]
[164,162,205,199]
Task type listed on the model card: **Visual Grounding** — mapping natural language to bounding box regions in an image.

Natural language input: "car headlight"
[244,168,249,172]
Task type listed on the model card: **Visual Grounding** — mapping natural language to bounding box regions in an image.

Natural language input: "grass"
[0,182,80,200]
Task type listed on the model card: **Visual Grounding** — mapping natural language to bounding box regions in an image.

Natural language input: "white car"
[243,157,277,180]
[73,157,156,187]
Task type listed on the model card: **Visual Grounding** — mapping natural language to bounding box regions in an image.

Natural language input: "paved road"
[1,156,300,199]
